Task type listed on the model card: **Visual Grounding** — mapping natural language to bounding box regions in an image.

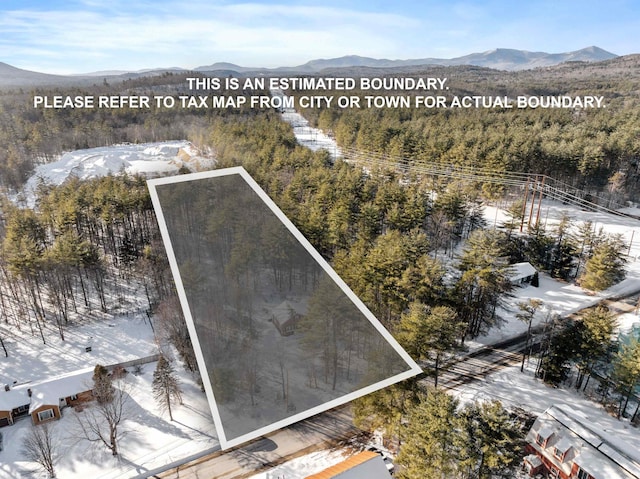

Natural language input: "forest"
[1,57,640,477]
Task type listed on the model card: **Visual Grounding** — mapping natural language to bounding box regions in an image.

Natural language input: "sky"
[1,0,639,75]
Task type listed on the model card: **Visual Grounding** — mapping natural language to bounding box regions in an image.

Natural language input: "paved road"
[155,405,357,479]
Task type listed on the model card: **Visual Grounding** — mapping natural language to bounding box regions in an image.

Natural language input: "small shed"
[510,262,537,286]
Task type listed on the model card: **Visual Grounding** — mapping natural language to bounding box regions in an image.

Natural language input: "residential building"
[0,367,94,427]
[525,405,640,479]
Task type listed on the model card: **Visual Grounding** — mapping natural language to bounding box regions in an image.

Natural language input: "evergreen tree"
[396,389,460,479]
[516,299,543,372]
[575,306,618,390]
[611,337,640,419]
[525,222,554,271]
[579,234,627,291]
[93,364,114,404]
[352,379,424,444]
[396,303,463,387]
[457,401,525,479]
[501,199,525,237]
[152,355,183,421]
[550,213,577,280]
[455,229,514,341]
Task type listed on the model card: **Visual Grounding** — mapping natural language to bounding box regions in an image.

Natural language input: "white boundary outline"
[147,167,422,450]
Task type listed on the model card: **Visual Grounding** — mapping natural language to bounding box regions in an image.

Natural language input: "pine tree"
[455,229,514,341]
[612,337,640,419]
[457,401,525,479]
[352,379,424,444]
[396,303,463,387]
[516,299,543,372]
[396,389,461,479]
[579,234,627,291]
[550,213,577,280]
[575,306,618,390]
[152,355,183,421]
[93,364,113,404]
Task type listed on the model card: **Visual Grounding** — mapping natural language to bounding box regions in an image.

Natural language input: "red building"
[525,405,640,479]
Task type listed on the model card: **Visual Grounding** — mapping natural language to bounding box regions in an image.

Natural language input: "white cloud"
[0,3,422,73]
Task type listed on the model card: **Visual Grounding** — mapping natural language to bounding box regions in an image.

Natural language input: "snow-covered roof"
[524,454,543,467]
[528,405,640,479]
[553,436,574,454]
[1,368,95,414]
[0,387,30,412]
[536,426,555,440]
[509,261,536,281]
[28,367,94,412]
[2,367,94,414]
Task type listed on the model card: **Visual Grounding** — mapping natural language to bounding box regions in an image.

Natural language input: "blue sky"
[1,0,638,74]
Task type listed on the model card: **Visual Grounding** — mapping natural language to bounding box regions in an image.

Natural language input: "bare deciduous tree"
[75,377,129,456]
[23,423,58,478]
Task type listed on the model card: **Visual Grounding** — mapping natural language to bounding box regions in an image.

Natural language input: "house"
[0,387,30,427]
[304,451,393,479]
[270,301,304,337]
[525,405,640,479]
[510,261,537,286]
[0,367,94,427]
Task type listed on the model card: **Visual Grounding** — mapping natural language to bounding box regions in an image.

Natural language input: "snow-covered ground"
[0,306,217,479]
[471,203,640,349]
[247,448,356,479]
[3,112,640,477]
[274,89,341,160]
[20,140,214,206]
[455,360,640,464]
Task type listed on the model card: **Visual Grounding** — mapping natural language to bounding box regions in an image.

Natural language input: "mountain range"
[195,46,616,73]
[0,46,619,88]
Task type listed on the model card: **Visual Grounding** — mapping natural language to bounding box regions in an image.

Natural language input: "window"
[70,394,78,401]
[37,409,55,422]
[554,447,565,461]
[535,433,545,446]
[576,467,591,479]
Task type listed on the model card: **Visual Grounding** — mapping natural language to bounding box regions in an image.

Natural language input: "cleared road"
[155,405,357,479]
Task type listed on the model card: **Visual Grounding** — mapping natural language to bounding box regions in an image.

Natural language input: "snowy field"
[273,89,341,160]
[19,140,214,206]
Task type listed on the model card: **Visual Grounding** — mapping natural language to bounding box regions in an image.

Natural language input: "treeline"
[537,305,640,422]
[0,175,169,341]
[0,73,252,190]
[293,65,640,197]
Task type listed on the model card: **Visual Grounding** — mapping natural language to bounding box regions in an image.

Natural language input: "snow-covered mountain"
[0,46,619,86]
[195,46,617,73]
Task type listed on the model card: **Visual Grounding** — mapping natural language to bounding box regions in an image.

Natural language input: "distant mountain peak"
[0,46,621,87]
[192,46,617,73]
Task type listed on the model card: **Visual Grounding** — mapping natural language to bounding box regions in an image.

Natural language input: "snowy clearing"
[19,140,214,206]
